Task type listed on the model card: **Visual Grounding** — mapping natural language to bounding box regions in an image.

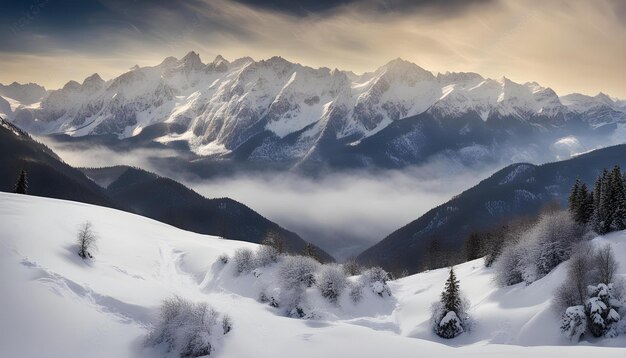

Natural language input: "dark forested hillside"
[357,144,626,274]
[0,118,332,261]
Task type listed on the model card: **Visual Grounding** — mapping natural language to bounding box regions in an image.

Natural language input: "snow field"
[1,192,625,357]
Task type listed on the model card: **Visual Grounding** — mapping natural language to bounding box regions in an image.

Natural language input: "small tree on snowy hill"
[77,221,97,259]
[13,169,28,195]
[594,245,619,285]
[432,266,470,339]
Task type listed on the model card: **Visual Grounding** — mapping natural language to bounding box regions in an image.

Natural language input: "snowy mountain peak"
[208,55,230,72]
[378,58,435,82]
[158,56,179,69]
[212,54,227,64]
[82,73,105,87]
[62,80,82,92]
[436,72,484,87]
[6,51,626,166]
[595,92,615,105]
[179,51,204,72]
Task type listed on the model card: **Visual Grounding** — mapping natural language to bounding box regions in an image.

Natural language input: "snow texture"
[1,192,626,357]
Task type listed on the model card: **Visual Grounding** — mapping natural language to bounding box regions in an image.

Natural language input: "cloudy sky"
[1,0,624,97]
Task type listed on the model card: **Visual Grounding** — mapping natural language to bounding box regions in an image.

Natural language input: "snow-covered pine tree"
[442,266,461,313]
[585,283,621,337]
[432,266,469,339]
[13,169,28,194]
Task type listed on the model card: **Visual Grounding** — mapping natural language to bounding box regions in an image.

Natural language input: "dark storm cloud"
[233,0,495,16]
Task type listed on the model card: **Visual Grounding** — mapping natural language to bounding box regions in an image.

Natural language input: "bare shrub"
[77,221,97,259]
[593,245,619,284]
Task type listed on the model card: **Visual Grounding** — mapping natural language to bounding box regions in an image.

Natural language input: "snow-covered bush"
[217,254,229,265]
[557,243,625,340]
[362,266,391,297]
[221,314,232,335]
[585,283,622,337]
[560,305,587,341]
[348,280,364,304]
[533,211,583,275]
[494,244,525,286]
[256,245,279,267]
[278,255,320,318]
[233,248,255,276]
[317,264,347,304]
[259,289,280,308]
[343,260,363,276]
[495,210,586,286]
[147,296,231,357]
[431,267,471,339]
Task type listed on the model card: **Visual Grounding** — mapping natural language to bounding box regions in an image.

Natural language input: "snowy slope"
[1,192,625,357]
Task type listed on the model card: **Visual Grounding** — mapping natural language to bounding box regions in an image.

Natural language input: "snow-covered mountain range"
[2,52,626,171]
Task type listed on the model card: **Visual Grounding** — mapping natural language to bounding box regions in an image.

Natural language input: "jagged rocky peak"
[263,56,295,73]
[82,73,105,90]
[62,80,82,91]
[179,51,205,72]
[207,54,230,72]
[595,92,615,105]
[437,71,484,87]
[212,54,228,65]
[158,56,179,69]
[377,57,435,82]
[0,81,47,104]
[230,56,255,68]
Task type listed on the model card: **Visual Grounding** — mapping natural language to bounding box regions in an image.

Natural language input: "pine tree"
[433,266,469,339]
[441,266,462,313]
[610,166,626,230]
[464,232,483,261]
[579,183,594,225]
[569,178,581,218]
[13,169,28,194]
[593,169,610,234]
[426,238,443,269]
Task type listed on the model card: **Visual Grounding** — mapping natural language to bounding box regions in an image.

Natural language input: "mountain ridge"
[356,143,626,273]
[3,53,625,173]
[0,117,332,260]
